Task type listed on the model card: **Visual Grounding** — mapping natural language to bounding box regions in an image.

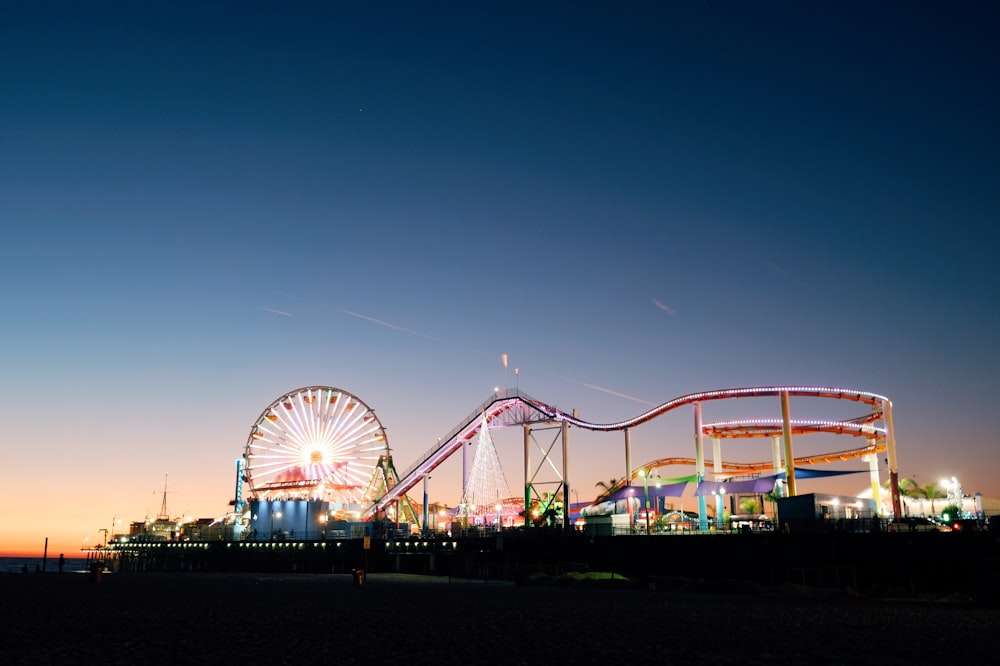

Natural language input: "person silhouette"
[58,554,65,574]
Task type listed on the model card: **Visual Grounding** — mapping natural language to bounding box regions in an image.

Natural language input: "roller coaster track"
[366,385,891,517]
[633,441,887,479]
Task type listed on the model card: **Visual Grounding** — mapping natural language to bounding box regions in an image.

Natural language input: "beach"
[2,571,995,664]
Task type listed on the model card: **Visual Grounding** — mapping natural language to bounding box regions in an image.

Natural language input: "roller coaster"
[241,385,902,533]
[366,385,901,524]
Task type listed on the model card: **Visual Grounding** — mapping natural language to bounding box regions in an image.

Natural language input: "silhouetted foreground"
[3,571,995,664]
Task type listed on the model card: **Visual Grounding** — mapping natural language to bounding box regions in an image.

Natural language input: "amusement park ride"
[236,384,902,539]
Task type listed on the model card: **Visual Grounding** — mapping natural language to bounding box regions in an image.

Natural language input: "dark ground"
[2,571,995,664]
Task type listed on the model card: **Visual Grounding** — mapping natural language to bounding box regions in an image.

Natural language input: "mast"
[157,473,170,520]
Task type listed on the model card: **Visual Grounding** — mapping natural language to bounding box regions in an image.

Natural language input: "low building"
[776,493,878,533]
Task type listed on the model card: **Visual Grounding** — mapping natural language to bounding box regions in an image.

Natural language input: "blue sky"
[1,2,998,554]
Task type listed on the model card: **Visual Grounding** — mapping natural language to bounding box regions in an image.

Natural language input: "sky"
[1,1,998,556]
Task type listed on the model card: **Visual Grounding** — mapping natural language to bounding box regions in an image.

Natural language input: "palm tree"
[921,484,947,515]
[898,478,947,516]
[594,477,624,501]
[898,477,919,496]
[762,490,779,518]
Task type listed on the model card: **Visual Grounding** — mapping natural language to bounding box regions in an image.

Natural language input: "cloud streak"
[340,309,437,340]
[262,307,294,317]
[582,383,657,406]
[653,298,676,315]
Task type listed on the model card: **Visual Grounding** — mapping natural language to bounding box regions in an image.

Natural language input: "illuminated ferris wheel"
[243,386,387,504]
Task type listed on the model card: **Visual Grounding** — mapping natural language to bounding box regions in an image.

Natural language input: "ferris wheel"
[243,386,387,504]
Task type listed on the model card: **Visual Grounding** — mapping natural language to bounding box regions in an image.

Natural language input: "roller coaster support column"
[624,427,632,492]
[771,436,782,473]
[523,423,531,528]
[562,419,571,532]
[780,390,797,496]
[884,399,902,518]
[715,489,725,529]
[422,476,429,536]
[712,437,723,528]
[462,436,469,501]
[694,402,708,529]
[865,442,882,514]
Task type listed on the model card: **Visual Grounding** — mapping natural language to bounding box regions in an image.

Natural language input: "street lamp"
[639,469,650,534]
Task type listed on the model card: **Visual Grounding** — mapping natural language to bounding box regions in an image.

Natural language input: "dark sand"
[2,572,995,664]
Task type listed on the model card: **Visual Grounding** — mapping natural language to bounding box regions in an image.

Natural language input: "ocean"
[0,556,91,574]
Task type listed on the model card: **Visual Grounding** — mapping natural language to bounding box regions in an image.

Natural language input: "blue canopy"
[696,477,778,496]
[603,479,694,502]
[598,468,867,502]
[695,469,865,495]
